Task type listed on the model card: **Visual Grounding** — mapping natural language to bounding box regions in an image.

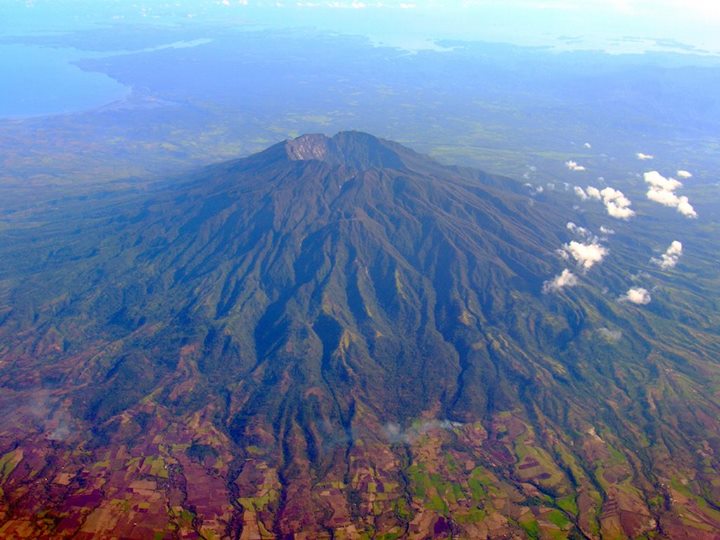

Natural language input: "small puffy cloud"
[600,187,631,207]
[646,186,679,206]
[651,240,683,269]
[644,171,697,218]
[676,170,693,179]
[666,240,682,255]
[598,327,622,343]
[605,202,635,219]
[621,287,651,305]
[574,186,588,200]
[383,422,405,443]
[636,152,654,160]
[325,0,368,7]
[577,185,634,219]
[600,226,615,235]
[584,142,592,149]
[598,187,635,220]
[524,182,544,194]
[383,420,461,444]
[644,171,682,191]
[566,221,593,239]
[562,241,608,270]
[566,160,586,172]
[676,196,697,218]
[543,269,578,293]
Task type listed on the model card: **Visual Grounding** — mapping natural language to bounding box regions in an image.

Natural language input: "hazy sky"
[2,0,719,54]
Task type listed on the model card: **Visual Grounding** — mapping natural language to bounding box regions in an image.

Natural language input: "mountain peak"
[285,133,332,161]
[282,131,407,169]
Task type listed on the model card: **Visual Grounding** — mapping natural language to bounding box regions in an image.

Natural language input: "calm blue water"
[0,43,130,119]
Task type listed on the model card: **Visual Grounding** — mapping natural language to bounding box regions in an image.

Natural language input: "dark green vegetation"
[0,132,719,538]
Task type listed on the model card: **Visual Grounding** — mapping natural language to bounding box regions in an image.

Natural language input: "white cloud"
[644,171,697,218]
[562,240,608,270]
[526,182,546,195]
[600,226,615,235]
[543,269,578,293]
[666,240,682,255]
[566,160,586,172]
[598,327,622,342]
[566,221,594,240]
[584,142,592,149]
[621,287,651,304]
[644,170,682,191]
[600,186,635,220]
[646,186,679,206]
[651,240,682,269]
[605,201,635,219]
[676,196,697,218]
[600,187,631,207]
[636,152,654,160]
[325,0,368,7]
[383,419,461,443]
[577,184,634,219]
[676,170,693,179]
[574,186,588,200]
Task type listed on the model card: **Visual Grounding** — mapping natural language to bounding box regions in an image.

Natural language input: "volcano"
[0,132,719,539]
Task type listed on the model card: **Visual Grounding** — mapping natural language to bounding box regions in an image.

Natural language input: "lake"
[0,43,130,119]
